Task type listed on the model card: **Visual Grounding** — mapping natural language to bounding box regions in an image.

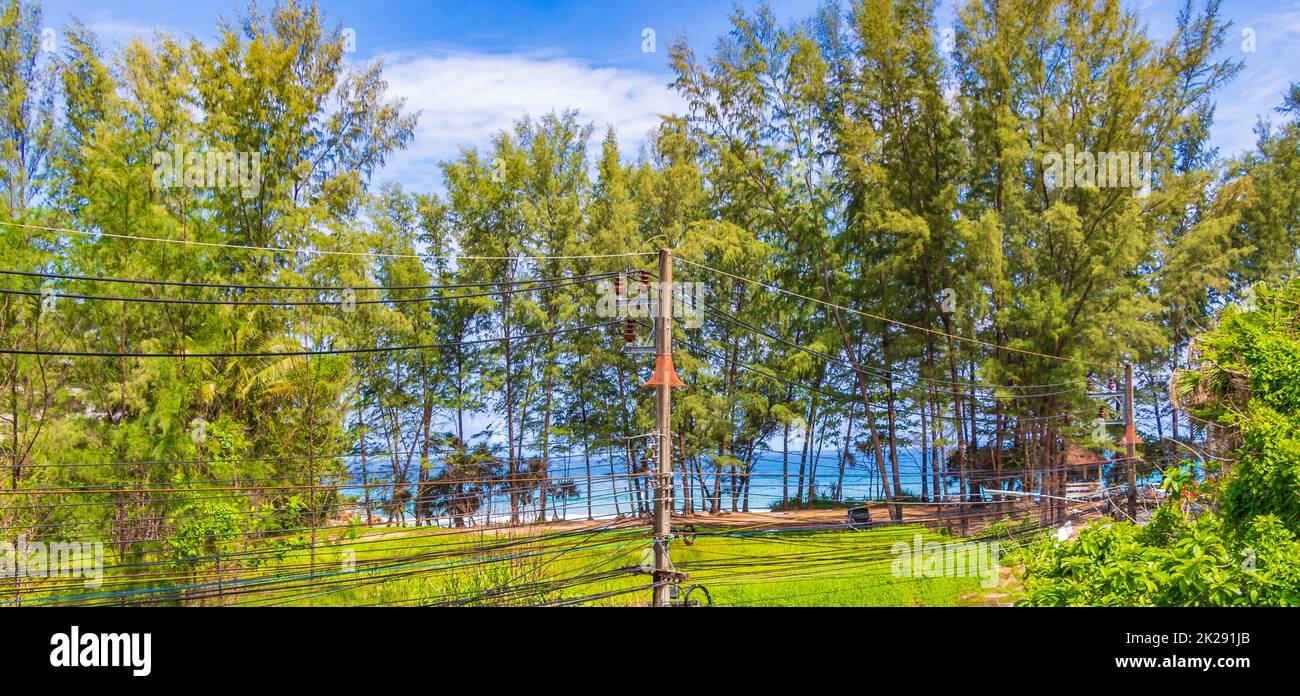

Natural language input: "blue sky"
[37,0,1300,190]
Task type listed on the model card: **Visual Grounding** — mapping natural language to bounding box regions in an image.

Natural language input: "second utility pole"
[1123,361,1138,520]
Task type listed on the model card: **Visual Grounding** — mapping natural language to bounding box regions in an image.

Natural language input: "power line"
[677,334,1066,424]
[3,220,654,261]
[0,267,615,292]
[0,273,605,307]
[699,302,1087,397]
[0,320,616,358]
[677,256,1111,369]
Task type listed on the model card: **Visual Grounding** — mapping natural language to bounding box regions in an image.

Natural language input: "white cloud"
[1212,3,1300,158]
[373,50,685,191]
[83,20,180,47]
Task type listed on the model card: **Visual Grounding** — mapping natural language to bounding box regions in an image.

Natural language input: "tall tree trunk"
[502,292,519,524]
[359,407,372,526]
[418,353,433,526]
[306,353,316,572]
[920,398,930,502]
[881,328,902,507]
[807,408,828,505]
[941,331,969,532]
[742,453,753,512]
[712,448,723,514]
[697,456,709,513]
[837,406,854,502]
[614,361,641,516]
[607,444,622,518]
[538,296,557,523]
[1144,367,1165,448]
[1170,339,1181,443]
[931,391,943,501]
[796,395,815,506]
[581,399,593,521]
[782,421,790,505]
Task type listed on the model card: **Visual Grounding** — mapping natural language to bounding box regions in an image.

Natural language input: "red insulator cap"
[643,354,687,388]
[1118,424,1144,447]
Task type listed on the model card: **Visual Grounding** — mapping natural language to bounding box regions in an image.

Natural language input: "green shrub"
[1017,281,1300,606]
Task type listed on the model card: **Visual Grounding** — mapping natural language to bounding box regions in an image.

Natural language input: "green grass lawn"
[11,522,990,606]
[244,523,987,607]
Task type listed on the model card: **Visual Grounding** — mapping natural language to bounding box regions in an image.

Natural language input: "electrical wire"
[2,220,654,261]
[677,256,1112,369]
[0,320,617,358]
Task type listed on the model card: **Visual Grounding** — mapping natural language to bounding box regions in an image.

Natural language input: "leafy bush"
[1185,284,1300,532]
[1017,281,1300,606]
[1015,512,1300,606]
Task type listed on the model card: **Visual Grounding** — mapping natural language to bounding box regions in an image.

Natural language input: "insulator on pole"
[624,319,636,344]
[1118,423,1144,447]
[614,272,624,298]
[639,269,651,296]
[643,354,687,388]
[1098,406,1106,419]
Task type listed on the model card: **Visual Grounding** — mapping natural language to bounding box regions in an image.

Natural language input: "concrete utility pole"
[1124,362,1137,519]
[652,248,674,607]
[630,248,687,606]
